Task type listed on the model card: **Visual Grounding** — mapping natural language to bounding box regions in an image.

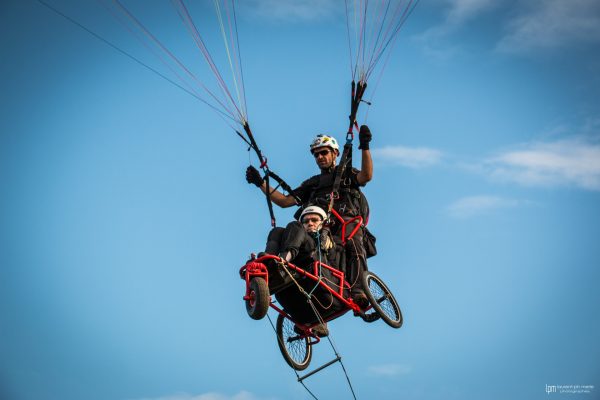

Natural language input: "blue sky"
[1,1,599,399]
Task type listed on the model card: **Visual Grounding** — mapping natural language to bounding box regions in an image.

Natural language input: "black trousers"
[266,223,346,324]
[265,221,316,267]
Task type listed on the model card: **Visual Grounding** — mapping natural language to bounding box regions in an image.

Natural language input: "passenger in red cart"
[261,205,334,337]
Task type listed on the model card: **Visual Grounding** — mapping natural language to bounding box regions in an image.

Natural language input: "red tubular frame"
[239,206,369,337]
[329,208,363,245]
[240,254,368,338]
[240,261,269,302]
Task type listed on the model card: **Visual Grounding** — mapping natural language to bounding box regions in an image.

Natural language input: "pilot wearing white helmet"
[247,125,374,308]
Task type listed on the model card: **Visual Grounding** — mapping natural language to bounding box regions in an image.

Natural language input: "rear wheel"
[362,271,403,328]
[246,277,269,320]
[276,314,312,370]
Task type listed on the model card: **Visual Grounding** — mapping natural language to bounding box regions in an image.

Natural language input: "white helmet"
[299,205,327,222]
[310,134,339,154]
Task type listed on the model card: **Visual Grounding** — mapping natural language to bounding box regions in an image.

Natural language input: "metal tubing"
[298,356,342,382]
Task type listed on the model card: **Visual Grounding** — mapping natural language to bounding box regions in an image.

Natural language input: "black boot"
[351,288,369,309]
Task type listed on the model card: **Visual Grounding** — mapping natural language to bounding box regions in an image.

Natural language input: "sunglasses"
[302,217,322,224]
[312,149,330,158]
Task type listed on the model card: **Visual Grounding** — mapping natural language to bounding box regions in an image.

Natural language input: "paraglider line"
[112,0,237,118]
[214,0,246,121]
[367,0,419,80]
[172,0,245,123]
[365,0,391,77]
[231,0,249,118]
[100,0,236,121]
[344,0,355,79]
[36,0,236,123]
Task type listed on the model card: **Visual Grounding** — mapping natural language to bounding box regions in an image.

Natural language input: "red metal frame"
[240,260,269,303]
[240,253,368,340]
[329,208,363,245]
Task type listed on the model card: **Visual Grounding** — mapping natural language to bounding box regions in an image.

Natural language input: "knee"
[265,227,285,254]
[267,227,285,241]
[286,221,303,230]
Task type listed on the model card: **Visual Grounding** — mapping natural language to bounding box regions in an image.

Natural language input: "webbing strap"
[326,80,367,217]
[263,173,276,227]
[327,143,352,216]
[348,80,367,135]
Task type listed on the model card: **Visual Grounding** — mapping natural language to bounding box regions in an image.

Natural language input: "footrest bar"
[298,356,342,382]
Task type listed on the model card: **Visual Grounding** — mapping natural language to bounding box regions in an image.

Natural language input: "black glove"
[358,125,372,150]
[246,165,264,187]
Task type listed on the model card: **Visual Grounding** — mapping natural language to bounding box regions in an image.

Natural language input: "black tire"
[246,277,269,320]
[361,271,403,328]
[276,314,312,371]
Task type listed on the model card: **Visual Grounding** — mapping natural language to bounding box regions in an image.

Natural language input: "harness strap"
[347,80,367,136]
[264,173,276,227]
[326,80,367,218]
[327,142,352,216]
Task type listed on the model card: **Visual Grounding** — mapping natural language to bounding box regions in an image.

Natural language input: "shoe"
[352,290,369,309]
[311,323,329,337]
[362,312,380,323]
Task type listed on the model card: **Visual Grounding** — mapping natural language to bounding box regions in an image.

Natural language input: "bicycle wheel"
[246,277,269,320]
[276,314,312,370]
[361,271,403,328]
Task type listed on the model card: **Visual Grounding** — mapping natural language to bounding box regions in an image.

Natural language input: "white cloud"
[368,363,412,376]
[372,145,443,168]
[484,138,600,190]
[418,0,496,41]
[242,0,338,22]
[497,0,600,53]
[131,391,267,400]
[373,135,600,192]
[446,0,496,25]
[446,195,521,218]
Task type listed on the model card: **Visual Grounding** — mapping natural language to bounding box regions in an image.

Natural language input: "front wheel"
[246,277,269,320]
[362,271,403,328]
[276,314,312,370]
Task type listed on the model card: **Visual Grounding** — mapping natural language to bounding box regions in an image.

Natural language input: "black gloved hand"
[358,125,372,150]
[246,165,264,187]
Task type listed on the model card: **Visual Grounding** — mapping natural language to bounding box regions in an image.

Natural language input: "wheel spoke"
[277,316,311,370]
[375,293,389,304]
[287,335,302,343]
